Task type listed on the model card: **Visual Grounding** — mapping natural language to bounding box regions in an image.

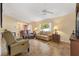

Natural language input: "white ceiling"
[3,3,76,23]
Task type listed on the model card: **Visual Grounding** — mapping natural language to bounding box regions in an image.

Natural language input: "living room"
[0,3,76,56]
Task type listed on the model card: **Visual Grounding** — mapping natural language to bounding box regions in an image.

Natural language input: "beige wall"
[3,16,17,32]
[53,12,76,43]
[31,12,76,43]
[2,16,28,37]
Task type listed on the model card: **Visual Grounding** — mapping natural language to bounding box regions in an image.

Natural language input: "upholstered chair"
[2,29,29,56]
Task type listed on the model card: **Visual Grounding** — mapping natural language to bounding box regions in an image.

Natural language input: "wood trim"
[1,3,2,28]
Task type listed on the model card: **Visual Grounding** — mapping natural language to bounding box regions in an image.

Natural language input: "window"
[41,23,51,32]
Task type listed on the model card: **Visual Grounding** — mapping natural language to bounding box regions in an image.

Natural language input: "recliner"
[2,29,29,56]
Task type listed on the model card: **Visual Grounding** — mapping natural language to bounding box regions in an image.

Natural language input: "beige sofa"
[36,31,52,41]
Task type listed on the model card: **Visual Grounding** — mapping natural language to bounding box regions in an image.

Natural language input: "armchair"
[2,30,29,56]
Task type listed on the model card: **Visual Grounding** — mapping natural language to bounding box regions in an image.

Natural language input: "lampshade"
[53,26,58,31]
[34,28,38,31]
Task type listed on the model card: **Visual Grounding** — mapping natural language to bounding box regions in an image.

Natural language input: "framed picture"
[0,3,2,28]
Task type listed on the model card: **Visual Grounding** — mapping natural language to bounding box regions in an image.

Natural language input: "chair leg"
[28,48,29,52]
[8,46,11,55]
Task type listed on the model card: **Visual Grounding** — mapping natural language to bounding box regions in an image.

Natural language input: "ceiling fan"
[42,9,54,15]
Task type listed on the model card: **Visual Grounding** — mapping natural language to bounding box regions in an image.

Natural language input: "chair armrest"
[10,39,29,48]
[10,39,29,56]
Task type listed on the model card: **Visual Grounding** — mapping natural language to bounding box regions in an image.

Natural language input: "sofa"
[36,31,52,41]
